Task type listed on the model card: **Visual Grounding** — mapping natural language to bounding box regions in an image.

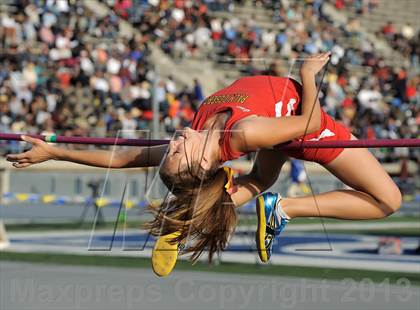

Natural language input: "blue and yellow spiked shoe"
[255,192,289,262]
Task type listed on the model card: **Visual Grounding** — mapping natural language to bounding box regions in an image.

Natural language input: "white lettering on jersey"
[235,106,250,112]
[275,98,297,117]
[286,98,296,116]
[275,101,283,117]
[308,129,335,141]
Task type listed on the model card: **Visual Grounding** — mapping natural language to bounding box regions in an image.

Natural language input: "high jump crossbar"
[0,133,419,149]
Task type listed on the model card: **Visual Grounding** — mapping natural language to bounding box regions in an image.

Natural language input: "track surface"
[1,261,419,310]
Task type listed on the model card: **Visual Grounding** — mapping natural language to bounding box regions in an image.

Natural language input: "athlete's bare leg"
[281,136,402,220]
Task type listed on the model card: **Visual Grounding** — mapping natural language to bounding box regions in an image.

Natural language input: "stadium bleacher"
[0,0,419,163]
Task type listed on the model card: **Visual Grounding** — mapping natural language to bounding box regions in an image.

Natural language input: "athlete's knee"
[380,184,402,216]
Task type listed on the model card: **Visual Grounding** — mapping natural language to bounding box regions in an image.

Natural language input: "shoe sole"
[256,195,269,263]
[151,232,180,277]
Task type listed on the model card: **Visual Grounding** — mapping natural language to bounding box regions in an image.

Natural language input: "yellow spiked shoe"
[151,232,182,277]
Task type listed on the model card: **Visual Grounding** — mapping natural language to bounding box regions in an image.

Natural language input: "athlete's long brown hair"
[147,159,237,263]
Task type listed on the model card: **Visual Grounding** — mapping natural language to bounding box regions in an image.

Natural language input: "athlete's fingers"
[21,135,41,145]
[6,154,17,162]
[12,162,32,169]
[307,52,329,62]
[318,54,330,61]
[316,51,331,59]
[6,152,29,162]
[306,56,322,62]
[319,52,330,61]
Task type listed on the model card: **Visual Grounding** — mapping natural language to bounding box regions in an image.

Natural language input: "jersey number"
[275,98,296,117]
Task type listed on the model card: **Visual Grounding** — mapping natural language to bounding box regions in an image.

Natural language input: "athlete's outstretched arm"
[6,135,167,168]
[231,52,330,152]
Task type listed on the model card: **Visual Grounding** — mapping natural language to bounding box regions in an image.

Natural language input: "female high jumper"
[6,52,402,277]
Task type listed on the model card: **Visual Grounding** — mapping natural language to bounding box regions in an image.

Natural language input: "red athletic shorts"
[283,111,352,165]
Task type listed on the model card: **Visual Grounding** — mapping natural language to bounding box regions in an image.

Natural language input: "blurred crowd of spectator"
[0,0,419,163]
[380,21,419,68]
[0,0,204,154]
[332,0,419,69]
[333,0,379,15]
[106,0,419,162]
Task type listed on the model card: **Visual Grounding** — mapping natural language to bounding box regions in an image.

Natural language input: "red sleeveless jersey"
[191,76,303,161]
[191,75,351,164]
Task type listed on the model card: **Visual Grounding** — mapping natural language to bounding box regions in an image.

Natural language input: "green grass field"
[5,215,419,236]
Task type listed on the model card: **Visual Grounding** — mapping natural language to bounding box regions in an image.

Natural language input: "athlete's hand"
[300,52,331,76]
[6,135,59,168]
